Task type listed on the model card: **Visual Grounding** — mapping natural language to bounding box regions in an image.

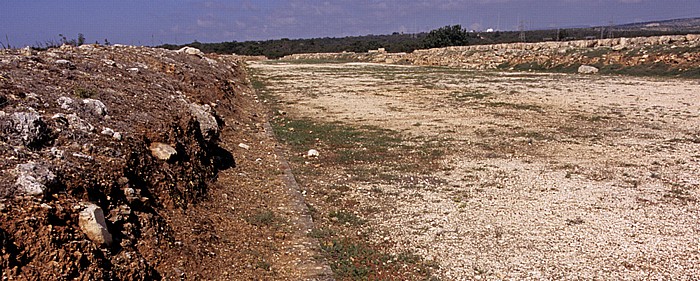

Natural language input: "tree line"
[158,23,696,59]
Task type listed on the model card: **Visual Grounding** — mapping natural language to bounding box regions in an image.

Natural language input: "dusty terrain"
[250,61,700,280]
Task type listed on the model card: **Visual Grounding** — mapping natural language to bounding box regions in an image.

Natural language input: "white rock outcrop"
[15,162,55,196]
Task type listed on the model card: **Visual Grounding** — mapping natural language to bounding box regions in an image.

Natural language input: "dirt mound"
[0,45,265,279]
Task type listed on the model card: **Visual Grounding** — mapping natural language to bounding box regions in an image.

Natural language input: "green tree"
[423,25,470,48]
[77,33,85,46]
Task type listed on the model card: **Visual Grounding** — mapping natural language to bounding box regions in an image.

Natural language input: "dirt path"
[250,61,700,280]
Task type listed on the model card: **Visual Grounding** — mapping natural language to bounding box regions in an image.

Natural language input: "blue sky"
[1,0,699,47]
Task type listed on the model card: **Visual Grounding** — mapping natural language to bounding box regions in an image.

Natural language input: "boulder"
[176,47,205,58]
[15,162,55,196]
[78,203,113,246]
[54,59,75,69]
[188,103,219,141]
[82,99,107,116]
[686,34,700,42]
[6,111,50,148]
[578,65,599,74]
[52,113,95,132]
[150,142,177,161]
[57,96,74,110]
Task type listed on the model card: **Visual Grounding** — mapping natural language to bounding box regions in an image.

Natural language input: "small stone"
[123,187,135,197]
[127,67,140,73]
[612,44,626,51]
[150,142,177,160]
[238,143,250,150]
[117,177,129,185]
[72,152,93,161]
[112,132,122,140]
[307,149,320,158]
[578,65,599,74]
[21,46,34,56]
[78,44,96,51]
[78,203,113,246]
[50,147,64,159]
[101,127,115,136]
[102,59,117,67]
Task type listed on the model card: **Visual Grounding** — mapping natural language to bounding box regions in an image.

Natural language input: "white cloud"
[197,18,215,28]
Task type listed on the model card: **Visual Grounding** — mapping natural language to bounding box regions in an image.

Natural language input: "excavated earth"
[0,45,331,280]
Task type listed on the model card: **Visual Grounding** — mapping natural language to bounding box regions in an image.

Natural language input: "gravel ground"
[250,61,700,280]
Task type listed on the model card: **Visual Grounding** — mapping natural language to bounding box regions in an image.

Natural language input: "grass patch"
[581,47,612,58]
[453,90,490,100]
[483,101,544,112]
[329,210,365,226]
[320,239,439,280]
[275,58,357,64]
[73,86,97,98]
[246,210,277,227]
[271,117,439,168]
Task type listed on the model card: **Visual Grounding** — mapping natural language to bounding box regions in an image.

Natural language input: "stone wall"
[281,34,700,72]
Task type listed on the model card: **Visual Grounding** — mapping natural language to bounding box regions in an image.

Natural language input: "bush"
[423,25,470,48]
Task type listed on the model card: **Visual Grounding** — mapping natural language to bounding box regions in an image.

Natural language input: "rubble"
[0,44,255,279]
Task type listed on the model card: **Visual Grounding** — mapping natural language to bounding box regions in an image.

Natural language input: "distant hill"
[615,17,700,32]
[159,17,700,58]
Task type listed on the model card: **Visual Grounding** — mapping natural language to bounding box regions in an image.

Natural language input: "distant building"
[486,28,495,33]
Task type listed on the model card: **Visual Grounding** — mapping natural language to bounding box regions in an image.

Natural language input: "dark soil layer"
[0,45,291,280]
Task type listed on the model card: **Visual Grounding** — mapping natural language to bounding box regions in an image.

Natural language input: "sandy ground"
[250,61,700,280]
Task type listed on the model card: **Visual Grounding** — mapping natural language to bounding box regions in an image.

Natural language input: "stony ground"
[249,61,700,280]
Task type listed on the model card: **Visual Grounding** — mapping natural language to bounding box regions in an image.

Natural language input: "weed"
[453,90,490,100]
[246,210,276,226]
[73,87,97,99]
[483,101,544,112]
[320,239,437,280]
[309,227,335,239]
[566,217,585,225]
[581,47,612,58]
[329,210,365,226]
[255,261,272,271]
